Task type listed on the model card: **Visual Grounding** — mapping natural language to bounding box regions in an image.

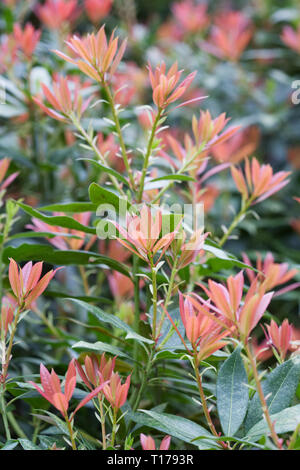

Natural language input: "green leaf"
[18,439,41,450]
[68,299,153,345]
[2,244,130,277]
[40,202,97,213]
[204,242,256,271]
[155,301,186,351]
[150,174,195,183]
[0,440,19,450]
[88,183,131,211]
[216,347,249,436]
[247,404,300,440]
[8,231,82,241]
[17,201,96,234]
[78,159,128,185]
[42,411,69,435]
[130,410,218,449]
[245,356,300,432]
[72,340,129,358]
[45,290,112,304]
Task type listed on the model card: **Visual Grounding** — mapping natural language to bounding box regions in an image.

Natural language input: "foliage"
[0,0,300,451]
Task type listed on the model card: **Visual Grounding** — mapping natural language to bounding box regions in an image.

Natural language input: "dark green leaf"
[17,201,96,234]
[40,202,97,213]
[216,347,249,436]
[247,404,300,440]
[79,159,128,185]
[18,439,41,450]
[151,174,195,183]
[0,440,19,450]
[68,299,153,345]
[2,244,130,277]
[72,340,129,358]
[245,356,300,432]
[130,410,218,449]
[88,183,131,211]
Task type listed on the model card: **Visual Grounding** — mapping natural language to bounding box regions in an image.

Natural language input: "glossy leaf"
[78,159,128,185]
[216,347,249,436]
[2,244,130,277]
[17,201,96,234]
[88,183,132,211]
[68,299,153,344]
[130,409,218,449]
[245,355,300,432]
[150,174,195,183]
[247,404,300,440]
[72,340,129,358]
[40,202,97,213]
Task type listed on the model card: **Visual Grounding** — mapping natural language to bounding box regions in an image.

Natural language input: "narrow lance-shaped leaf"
[3,244,130,277]
[216,346,249,436]
[17,201,96,234]
[69,299,153,344]
[245,355,300,432]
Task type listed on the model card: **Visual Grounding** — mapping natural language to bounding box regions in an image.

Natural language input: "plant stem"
[98,395,107,450]
[110,407,118,448]
[245,342,282,449]
[31,415,40,443]
[0,202,14,314]
[193,353,227,449]
[2,306,22,382]
[219,197,253,247]
[151,144,206,204]
[288,422,300,450]
[102,83,135,190]
[132,254,140,384]
[137,109,162,203]
[132,348,154,412]
[72,116,126,197]
[34,308,63,339]
[79,265,90,295]
[149,257,158,340]
[66,417,77,450]
[193,356,218,435]
[0,387,11,440]
[8,411,27,439]
[156,256,178,338]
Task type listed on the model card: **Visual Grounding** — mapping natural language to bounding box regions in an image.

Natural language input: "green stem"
[102,83,135,190]
[0,387,11,440]
[193,353,227,449]
[245,343,282,449]
[219,197,253,247]
[288,422,300,450]
[72,115,126,197]
[110,407,118,448]
[98,395,107,450]
[156,256,178,339]
[137,109,162,203]
[66,416,77,450]
[8,411,27,439]
[132,255,140,384]
[149,257,158,340]
[31,416,40,443]
[79,265,90,296]
[34,308,63,339]
[132,348,154,412]
[0,202,14,314]
[2,306,23,382]
[151,143,206,204]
